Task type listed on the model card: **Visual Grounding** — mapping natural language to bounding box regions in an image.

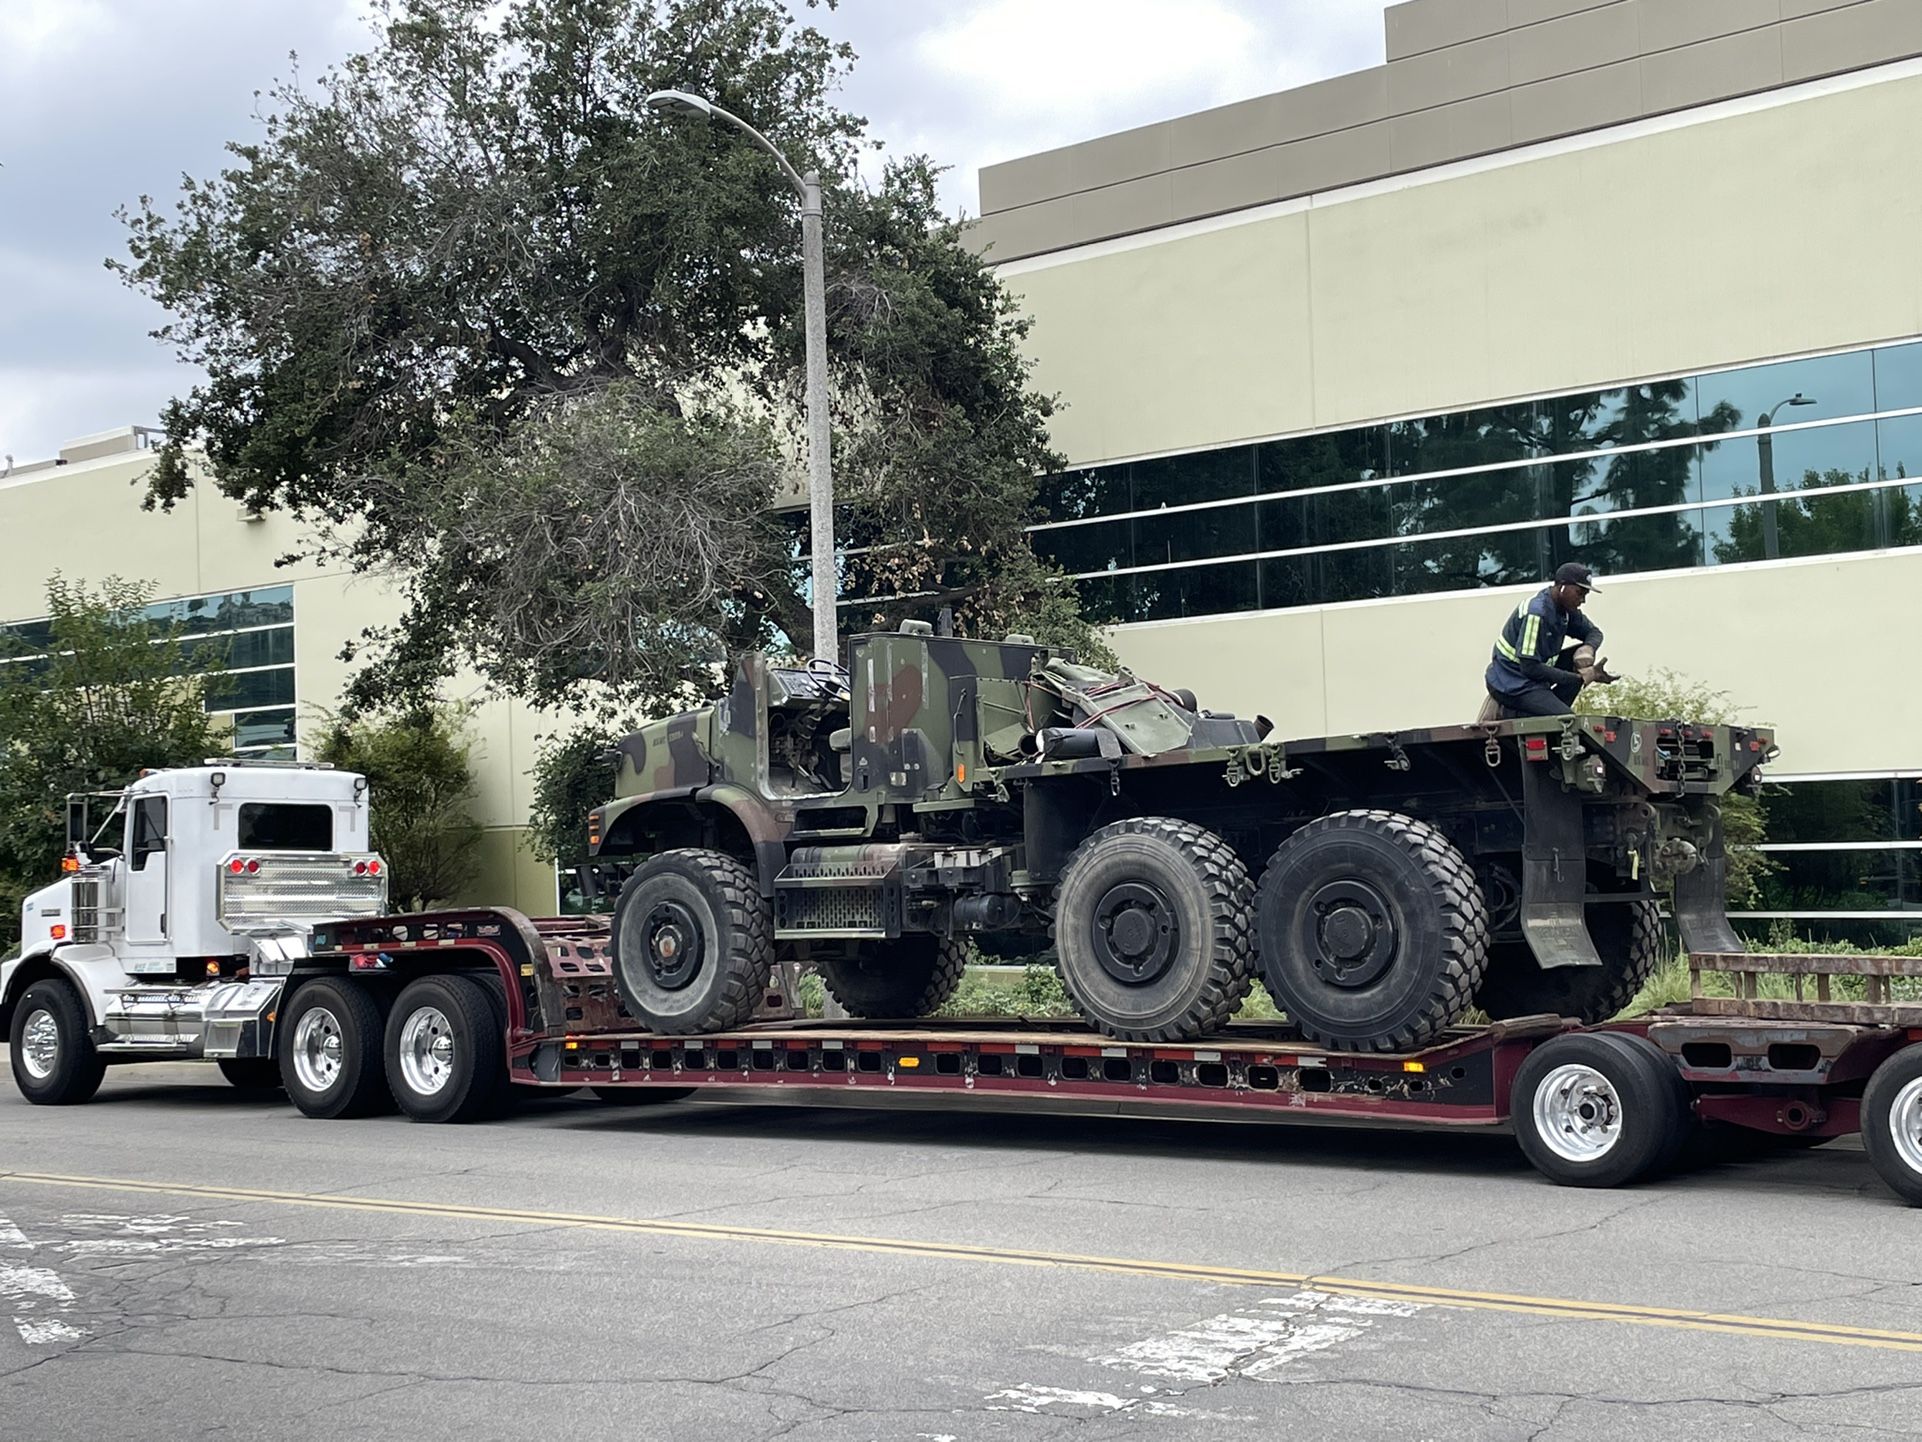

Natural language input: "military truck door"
[123,794,170,944]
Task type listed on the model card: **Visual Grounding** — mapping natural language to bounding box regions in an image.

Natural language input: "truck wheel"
[818,936,968,1018]
[9,980,105,1105]
[1255,811,1488,1052]
[1476,895,1664,1025]
[613,850,771,1033]
[1512,1032,1692,1188]
[1861,1043,1922,1206]
[385,975,506,1124]
[216,1058,283,1093]
[1052,818,1255,1043]
[279,977,392,1119]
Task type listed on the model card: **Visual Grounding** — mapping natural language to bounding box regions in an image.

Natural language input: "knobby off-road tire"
[279,976,393,1120]
[1052,818,1256,1043]
[384,973,508,1124]
[1476,885,1664,1026]
[1255,810,1490,1052]
[1512,1032,1694,1189]
[818,936,969,1019]
[9,979,105,1105]
[613,850,772,1033]
[215,1058,283,1092]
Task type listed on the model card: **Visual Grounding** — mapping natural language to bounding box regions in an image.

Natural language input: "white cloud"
[0,0,112,76]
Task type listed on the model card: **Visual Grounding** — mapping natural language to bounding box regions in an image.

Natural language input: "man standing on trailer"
[1485,562,1615,717]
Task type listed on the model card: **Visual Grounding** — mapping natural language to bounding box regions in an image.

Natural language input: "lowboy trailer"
[269,908,1922,1202]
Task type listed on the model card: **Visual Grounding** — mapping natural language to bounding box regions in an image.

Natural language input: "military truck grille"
[777,887,885,935]
[217,852,388,929]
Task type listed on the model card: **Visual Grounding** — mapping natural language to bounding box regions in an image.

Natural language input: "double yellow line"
[5,1168,1916,1354]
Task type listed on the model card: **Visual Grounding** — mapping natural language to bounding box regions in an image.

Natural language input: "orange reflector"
[956,763,968,784]
[898,1056,921,1069]
[49,924,67,941]
[60,856,80,874]
[206,961,220,977]
[1403,1060,1425,1073]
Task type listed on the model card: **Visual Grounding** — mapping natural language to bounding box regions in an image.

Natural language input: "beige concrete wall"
[1004,69,1922,468]
[1108,547,1922,775]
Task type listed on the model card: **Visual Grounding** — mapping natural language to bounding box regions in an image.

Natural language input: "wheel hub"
[1534,1063,1623,1162]
[1090,881,1180,987]
[644,901,704,990]
[399,1005,456,1097]
[1305,881,1396,989]
[20,1008,58,1081]
[1891,1077,1922,1176]
[291,1007,344,1094]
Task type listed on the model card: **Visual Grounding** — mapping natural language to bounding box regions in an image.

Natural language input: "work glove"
[1580,656,1619,685]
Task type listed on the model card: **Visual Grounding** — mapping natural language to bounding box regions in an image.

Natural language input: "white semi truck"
[1,760,386,1103]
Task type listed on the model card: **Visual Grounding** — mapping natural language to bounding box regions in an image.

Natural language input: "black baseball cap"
[1554,562,1600,593]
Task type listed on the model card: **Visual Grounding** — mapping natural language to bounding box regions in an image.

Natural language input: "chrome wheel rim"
[1533,1062,1622,1163]
[398,1006,456,1097]
[20,1008,58,1080]
[1891,1077,1922,1176]
[292,1007,345,1094]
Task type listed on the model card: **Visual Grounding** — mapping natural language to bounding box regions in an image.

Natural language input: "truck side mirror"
[66,798,86,851]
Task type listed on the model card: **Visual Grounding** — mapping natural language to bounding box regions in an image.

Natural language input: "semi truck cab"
[3,760,386,1102]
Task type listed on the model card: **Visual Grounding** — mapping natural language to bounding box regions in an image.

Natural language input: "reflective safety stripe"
[1521,613,1541,657]
[1494,637,1519,661]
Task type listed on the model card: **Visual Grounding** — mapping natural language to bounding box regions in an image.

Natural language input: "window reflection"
[1695,350,1875,437]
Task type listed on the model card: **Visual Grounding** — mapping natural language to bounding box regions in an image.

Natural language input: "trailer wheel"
[1861,1043,1922,1206]
[1512,1032,1692,1188]
[279,977,392,1119]
[818,936,968,1019]
[613,849,772,1033]
[8,980,105,1106]
[1255,811,1488,1052]
[1475,890,1663,1026]
[215,1058,283,1093]
[384,975,506,1124]
[1052,818,1255,1043]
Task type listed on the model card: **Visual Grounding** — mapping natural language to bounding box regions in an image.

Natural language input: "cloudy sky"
[0,0,1383,466]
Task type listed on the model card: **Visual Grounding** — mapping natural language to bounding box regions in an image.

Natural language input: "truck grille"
[777,887,885,935]
[217,852,387,929]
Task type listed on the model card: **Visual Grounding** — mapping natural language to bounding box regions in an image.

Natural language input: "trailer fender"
[1517,761,1603,971]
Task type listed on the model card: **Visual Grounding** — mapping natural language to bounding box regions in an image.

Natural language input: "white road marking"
[984,1383,1207,1418]
[0,1214,91,1348]
[1096,1290,1426,1384]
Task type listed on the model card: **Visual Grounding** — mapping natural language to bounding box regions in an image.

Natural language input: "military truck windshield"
[237,803,333,851]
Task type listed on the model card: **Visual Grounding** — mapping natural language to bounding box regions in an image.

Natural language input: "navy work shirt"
[1486,586,1603,698]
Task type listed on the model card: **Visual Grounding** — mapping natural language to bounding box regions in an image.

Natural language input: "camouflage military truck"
[585,624,1772,1052]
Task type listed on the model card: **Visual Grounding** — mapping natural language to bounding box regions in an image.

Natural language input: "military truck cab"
[3,761,385,1103]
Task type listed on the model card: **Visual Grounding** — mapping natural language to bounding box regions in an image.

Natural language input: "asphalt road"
[2,1057,1920,1441]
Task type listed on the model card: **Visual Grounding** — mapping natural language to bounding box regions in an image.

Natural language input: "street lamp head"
[644,88,713,120]
[1785,393,1817,407]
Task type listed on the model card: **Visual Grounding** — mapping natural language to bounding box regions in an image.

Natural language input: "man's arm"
[1516,601,1585,687]
[1568,610,1603,648]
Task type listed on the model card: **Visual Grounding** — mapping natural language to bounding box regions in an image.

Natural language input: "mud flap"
[1674,826,1745,956]
[1519,758,1602,971]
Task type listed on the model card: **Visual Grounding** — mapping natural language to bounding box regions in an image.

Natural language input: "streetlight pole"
[1756,392,1817,562]
[646,89,838,665]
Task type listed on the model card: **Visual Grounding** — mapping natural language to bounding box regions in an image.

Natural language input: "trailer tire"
[1475,891,1664,1026]
[1255,811,1488,1052]
[613,850,771,1033]
[216,1058,283,1093]
[1052,818,1255,1043]
[279,977,392,1119]
[1861,1042,1922,1206]
[384,975,506,1124]
[9,980,105,1106]
[1512,1032,1692,1188]
[818,936,968,1019]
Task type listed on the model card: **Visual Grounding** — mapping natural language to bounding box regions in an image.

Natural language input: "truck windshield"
[237,803,334,851]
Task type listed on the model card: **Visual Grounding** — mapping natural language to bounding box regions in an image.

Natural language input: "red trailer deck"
[293,909,1922,1202]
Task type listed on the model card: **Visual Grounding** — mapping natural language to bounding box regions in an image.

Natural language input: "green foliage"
[312,705,483,909]
[0,577,221,948]
[115,0,1102,714]
[527,720,630,870]
[1576,666,1771,908]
